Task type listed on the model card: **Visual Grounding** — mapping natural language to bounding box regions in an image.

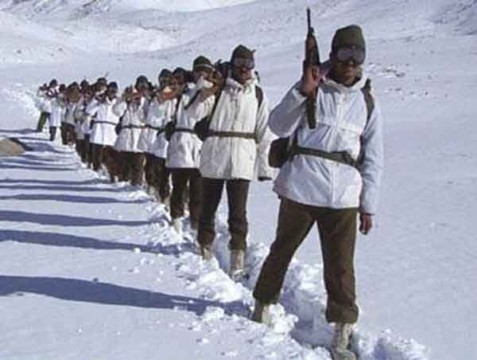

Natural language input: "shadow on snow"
[0,275,244,316]
[0,193,147,204]
[0,229,190,256]
[0,210,150,227]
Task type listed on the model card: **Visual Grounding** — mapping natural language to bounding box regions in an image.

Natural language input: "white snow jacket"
[113,97,147,153]
[270,74,383,214]
[48,97,65,127]
[166,83,206,169]
[86,98,120,147]
[35,87,57,113]
[189,77,274,181]
[74,97,91,139]
[139,97,175,155]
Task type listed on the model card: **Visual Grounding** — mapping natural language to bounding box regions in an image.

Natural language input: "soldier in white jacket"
[74,85,94,165]
[139,69,175,198]
[35,79,57,132]
[113,76,149,186]
[48,84,67,142]
[251,26,383,360]
[188,45,274,278]
[61,83,80,146]
[86,82,121,181]
[166,57,214,233]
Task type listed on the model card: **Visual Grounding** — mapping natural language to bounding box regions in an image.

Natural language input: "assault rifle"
[303,7,320,129]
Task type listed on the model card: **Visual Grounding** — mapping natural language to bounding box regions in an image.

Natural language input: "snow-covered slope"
[1,0,476,359]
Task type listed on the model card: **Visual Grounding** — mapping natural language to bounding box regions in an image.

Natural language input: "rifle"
[303,7,320,129]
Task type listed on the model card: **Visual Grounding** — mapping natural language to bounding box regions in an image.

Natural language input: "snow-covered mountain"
[1,0,476,359]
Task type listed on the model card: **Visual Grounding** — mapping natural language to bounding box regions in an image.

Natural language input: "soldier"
[166,57,213,233]
[74,85,94,164]
[86,82,121,181]
[251,25,383,360]
[139,69,175,197]
[48,84,66,142]
[188,45,274,278]
[61,83,80,146]
[113,76,149,186]
[35,79,57,132]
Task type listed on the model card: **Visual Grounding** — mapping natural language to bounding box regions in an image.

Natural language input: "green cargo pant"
[253,197,359,324]
[36,112,49,132]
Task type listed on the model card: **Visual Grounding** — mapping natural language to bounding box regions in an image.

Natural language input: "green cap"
[332,25,366,51]
[231,44,254,61]
[193,56,213,71]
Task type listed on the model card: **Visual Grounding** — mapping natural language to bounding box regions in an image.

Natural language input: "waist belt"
[146,124,162,131]
[94,120,117,126]
[174,127,195,134]
[207,130,256,140]
[122,124,143,129]
[290,145,357,168]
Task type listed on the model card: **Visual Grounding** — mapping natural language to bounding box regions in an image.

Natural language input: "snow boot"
[330,323,356,360]
[172,218,182,234]
[200,244,214,260]
[251,300,271,325]
[229,249,245,280]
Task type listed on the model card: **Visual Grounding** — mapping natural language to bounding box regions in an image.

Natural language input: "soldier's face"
[330,51,362,86]
[231,57,254,85]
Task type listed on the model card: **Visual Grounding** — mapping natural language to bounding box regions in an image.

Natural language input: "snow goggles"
[335,46,365,65]
[232,57,255,70]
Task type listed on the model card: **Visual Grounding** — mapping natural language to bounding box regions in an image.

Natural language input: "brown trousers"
[118,151,145,186]
[61,123,76,145]
[253,198,359,324]
[146,155,170,202]
[198,178,250,251]
[49,126,58,141]
[91,144,120,181]
[170,168,202,225]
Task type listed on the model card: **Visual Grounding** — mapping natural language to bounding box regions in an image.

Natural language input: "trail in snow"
[1,123,430,360]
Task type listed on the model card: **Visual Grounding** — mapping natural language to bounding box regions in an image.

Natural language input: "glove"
[258,176,272,182]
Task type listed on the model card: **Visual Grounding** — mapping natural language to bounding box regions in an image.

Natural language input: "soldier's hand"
[359,213,373,235]
[300,64,320,98]
[198,87,218,102]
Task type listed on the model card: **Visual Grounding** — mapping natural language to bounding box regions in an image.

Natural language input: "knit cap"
[193,56,213,71]
[331,25,366,51]
[231,44,254,61]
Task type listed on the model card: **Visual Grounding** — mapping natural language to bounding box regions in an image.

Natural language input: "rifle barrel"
[307,7,311,29]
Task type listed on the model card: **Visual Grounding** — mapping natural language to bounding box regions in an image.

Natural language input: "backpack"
[268,79,374,168]
[194,85,263,141]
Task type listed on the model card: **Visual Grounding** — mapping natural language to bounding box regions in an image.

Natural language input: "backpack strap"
[361,78,374,122]
[255,85,263,109]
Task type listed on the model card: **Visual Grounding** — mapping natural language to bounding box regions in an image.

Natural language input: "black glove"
[258,176,272,182]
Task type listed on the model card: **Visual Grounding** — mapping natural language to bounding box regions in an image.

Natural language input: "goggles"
[335,46,365,65]
[232,57,254,70]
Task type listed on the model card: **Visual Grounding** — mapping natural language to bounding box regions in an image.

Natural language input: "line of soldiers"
[34,24,383,360]
[34,44,274,280]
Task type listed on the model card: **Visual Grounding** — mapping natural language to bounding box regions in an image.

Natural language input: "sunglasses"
[335,46,365,65]
[232,57,254,70]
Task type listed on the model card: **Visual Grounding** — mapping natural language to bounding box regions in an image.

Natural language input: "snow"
[1,0,476,359]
